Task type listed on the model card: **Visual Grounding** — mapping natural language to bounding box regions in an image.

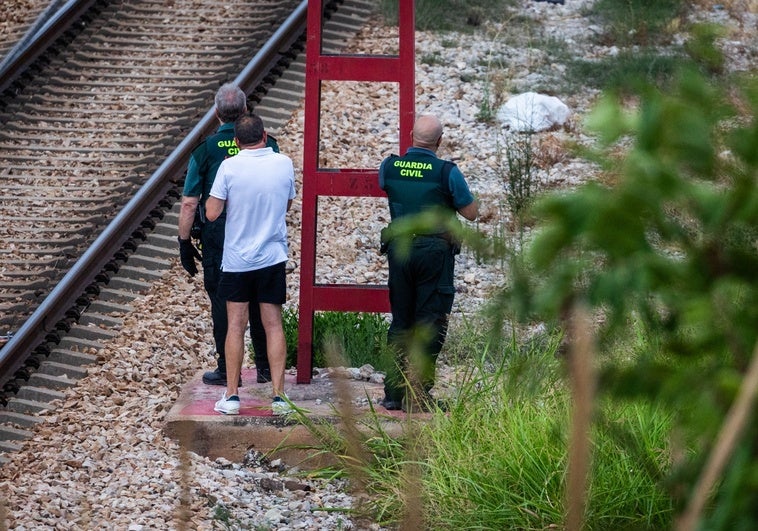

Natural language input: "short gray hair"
[215,83,247,123]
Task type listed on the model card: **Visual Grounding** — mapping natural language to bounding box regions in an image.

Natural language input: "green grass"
[418,51,445,67]
[378,0,516,32]
[280,319,676,529]
[566,49,685,92]
[272,309,394,373]
[586,0,686,47]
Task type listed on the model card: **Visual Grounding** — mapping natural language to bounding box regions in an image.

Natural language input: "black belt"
[412,233,452,242]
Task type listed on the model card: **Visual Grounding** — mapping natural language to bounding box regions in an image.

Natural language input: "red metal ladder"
[296,1,415,383]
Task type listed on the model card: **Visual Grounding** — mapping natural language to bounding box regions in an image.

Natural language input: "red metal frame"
[296,1,415,383]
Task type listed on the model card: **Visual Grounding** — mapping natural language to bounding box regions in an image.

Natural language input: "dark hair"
[234,113,265,146]
[215,83,247,123]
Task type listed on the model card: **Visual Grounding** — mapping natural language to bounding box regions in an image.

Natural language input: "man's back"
[380,150,454,222]
[211,147,295,272]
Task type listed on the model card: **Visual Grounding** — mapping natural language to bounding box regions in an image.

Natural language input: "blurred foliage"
[685,22,728,75]
[498,49,757,527]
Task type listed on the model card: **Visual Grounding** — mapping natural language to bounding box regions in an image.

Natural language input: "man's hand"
[178,237,202,276]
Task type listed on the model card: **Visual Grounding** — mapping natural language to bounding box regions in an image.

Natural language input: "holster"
[190,204,205,240]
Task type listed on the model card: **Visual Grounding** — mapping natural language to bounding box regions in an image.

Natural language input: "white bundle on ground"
[497,92,570,132]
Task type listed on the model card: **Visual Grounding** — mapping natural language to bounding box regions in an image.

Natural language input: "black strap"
[441,160,455,193]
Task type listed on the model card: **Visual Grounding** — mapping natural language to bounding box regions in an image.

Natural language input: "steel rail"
[0,0,309,388]
[0,0,98,96]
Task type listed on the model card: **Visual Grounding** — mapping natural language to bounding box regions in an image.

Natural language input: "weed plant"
[476,79,496,123]
[438,312,501,366]
[311,311,394,372]
[475,26,512,123]
[483,128,547,260]
[501,131,542,220]
[422,389,674,530]
[551,0,689,93]
[477,66,510,123]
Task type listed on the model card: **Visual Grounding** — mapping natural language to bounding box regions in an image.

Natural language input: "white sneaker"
[214,392,240,415]
[272,395,294,416]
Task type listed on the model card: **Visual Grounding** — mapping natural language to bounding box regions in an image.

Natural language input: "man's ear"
[234,137,240,148]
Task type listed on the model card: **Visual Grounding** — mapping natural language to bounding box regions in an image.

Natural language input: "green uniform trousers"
[384,236,455,402]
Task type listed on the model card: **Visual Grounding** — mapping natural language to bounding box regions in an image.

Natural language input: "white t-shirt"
[209,147,296,272]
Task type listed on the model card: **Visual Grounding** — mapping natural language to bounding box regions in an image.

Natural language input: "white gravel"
[0,0,754,528]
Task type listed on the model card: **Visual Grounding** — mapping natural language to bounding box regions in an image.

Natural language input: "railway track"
[0,1,53,62]
[0,0,375,460]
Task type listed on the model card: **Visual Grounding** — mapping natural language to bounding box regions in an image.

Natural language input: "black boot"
[381,397,403,410]
[381,385,404,410]
[202,368,226,386]
[202,368,242,386]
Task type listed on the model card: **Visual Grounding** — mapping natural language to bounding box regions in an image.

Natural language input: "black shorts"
[217,261,287,305]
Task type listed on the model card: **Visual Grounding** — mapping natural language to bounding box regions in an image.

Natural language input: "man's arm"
[178,195,199,239]
[458,199,478,221]
[447,165,478,221]
[206,196,225,222]
[177,195,202,277]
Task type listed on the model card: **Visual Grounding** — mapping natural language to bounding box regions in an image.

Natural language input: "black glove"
[178,237,202,277]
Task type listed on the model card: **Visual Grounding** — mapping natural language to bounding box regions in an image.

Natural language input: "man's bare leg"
[259,302,287,397]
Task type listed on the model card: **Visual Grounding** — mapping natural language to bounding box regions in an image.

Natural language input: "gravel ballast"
[0,0,754,528]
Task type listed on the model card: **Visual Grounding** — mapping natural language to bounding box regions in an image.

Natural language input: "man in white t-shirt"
[205,113,296,416]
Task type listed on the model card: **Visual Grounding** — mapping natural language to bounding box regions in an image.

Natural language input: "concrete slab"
[164,368,411,469]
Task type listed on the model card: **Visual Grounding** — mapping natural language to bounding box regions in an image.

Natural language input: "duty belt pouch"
[380,226,391,255]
